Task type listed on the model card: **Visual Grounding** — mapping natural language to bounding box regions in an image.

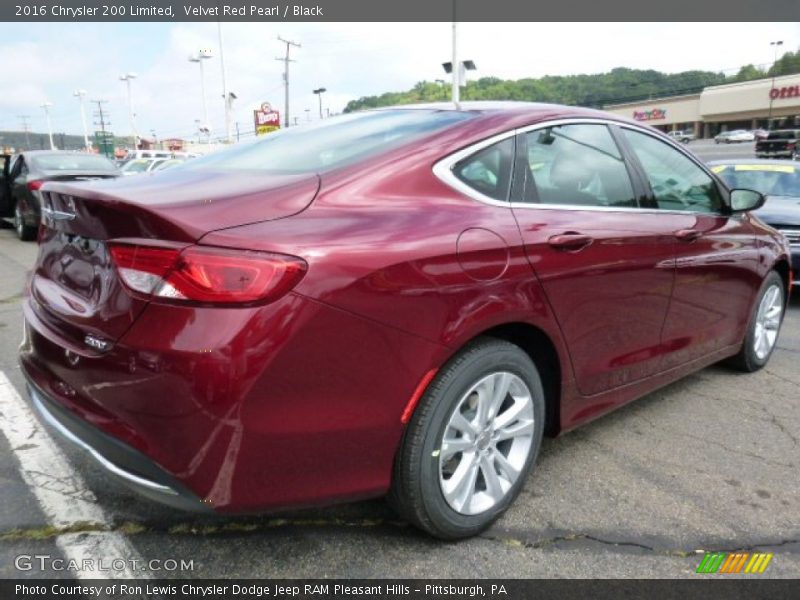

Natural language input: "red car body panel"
[18,103,791,513]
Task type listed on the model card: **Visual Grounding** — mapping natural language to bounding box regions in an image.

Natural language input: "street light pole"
[119,73,139,149]
[767,40,784,130]
[313,87,326,119]
[217,23,233,143]
[451,11,459,105]
[40,102,55,150]
[189,49,213,142]
[73,89,91,151]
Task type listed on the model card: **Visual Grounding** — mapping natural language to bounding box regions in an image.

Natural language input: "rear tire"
[14,203,37,241]
[389,338,545,539]
[727,271,785,372]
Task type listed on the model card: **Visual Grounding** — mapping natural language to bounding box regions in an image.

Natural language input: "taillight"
[108,243,307,306]
[27,180,44,192]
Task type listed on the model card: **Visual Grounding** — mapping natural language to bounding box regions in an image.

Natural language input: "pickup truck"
[667,130,695,144]
[755,129,799,160]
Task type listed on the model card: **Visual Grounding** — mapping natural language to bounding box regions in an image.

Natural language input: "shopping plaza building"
[604,73,800,138]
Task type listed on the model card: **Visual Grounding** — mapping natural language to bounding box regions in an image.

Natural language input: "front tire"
[727,271,785,372]
[389,338,545,539]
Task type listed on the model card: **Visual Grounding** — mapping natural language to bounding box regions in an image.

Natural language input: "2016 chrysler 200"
[20,103,791,539]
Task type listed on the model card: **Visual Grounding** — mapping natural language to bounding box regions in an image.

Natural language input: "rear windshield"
[31,154,117,171]
[183,109,474,174]
[766,131,799,140]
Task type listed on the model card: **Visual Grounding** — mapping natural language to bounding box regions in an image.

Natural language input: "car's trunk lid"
[29,170,319,350]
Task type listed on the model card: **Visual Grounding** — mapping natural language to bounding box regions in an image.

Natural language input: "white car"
[715,129,755,144]
[119,158,168,176]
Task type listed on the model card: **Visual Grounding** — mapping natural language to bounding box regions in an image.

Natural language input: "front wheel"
[389,338,545,539]
[727,271,785,372]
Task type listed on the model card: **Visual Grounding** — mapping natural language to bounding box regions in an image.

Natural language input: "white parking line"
[0,371,147,579]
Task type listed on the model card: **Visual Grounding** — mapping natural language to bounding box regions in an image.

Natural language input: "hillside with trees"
[344,49,800,113]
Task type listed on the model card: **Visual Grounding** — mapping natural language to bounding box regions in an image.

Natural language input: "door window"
[622,129,723,213]
[453,137,515,202]
[523,124,636,208]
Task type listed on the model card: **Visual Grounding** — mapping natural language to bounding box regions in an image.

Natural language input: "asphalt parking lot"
[0,140,797,580]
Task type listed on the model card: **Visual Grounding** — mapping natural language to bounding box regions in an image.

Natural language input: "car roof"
[370,101,646,131]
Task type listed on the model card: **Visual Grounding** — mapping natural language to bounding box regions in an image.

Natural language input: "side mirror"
[729,188,765,213]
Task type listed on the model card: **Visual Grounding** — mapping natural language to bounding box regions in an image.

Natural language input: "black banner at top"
[3,0,800,22]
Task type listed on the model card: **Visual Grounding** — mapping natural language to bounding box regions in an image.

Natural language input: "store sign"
[769,85,800,100]
[254,102,280,136]
[633,108,667,121]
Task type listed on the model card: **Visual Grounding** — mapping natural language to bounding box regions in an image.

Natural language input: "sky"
[0,21,798,142]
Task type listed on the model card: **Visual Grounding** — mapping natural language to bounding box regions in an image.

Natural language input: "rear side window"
[453,138,515,201]
[523,124,636,208]
[32,154,117,171]
[623,129,723,213]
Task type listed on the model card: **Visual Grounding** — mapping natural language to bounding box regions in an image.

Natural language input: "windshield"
[32,154,117,171]
[121,159,153,173]
[712,163,800,197]
[182,109,474,174]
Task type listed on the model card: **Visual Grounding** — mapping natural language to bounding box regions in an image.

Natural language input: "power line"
[276,36,301,129]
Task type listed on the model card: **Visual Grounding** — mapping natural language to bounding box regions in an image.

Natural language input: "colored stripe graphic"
[698,552,774,574]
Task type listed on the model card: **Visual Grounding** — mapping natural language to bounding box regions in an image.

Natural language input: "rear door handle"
[674,229,702,242]
[547,233,593,251]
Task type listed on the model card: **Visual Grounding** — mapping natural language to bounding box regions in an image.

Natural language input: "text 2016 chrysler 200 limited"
[20,103,791,539]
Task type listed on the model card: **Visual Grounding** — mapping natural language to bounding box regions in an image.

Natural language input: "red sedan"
[20,103,791,539]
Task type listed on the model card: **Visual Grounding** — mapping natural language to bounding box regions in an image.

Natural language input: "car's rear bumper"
[26,377,213,512]
[19,289,444,513]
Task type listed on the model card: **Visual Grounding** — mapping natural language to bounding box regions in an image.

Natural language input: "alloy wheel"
[438,372,534,515]
[753,284,783,360]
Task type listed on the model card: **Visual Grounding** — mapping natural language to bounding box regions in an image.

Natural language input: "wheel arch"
[412,321,564,438]
[773,258,791,304]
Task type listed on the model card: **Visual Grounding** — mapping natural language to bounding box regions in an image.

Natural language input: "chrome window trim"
[432,117,728,217]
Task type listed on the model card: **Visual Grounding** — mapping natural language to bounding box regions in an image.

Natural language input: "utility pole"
[276,36,300,128]
[18,115,31,150]
[92,100,111,157]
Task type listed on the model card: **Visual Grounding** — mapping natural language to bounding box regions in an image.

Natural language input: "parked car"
[755,129,800,160]
[667,129,695,143]
[710,159,800,287]
[120,157,168,176]
[152,158,186,171]
[715,129,755,144]
[0,151,119,240]
[20,103,790,539]
[753,128,769,141]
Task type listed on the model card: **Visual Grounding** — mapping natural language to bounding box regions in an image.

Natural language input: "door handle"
[674,229,702,242]
[547,233,593,251]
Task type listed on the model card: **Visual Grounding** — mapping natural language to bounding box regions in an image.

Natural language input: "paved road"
[0,181,798,580]
[686,138,757,162]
